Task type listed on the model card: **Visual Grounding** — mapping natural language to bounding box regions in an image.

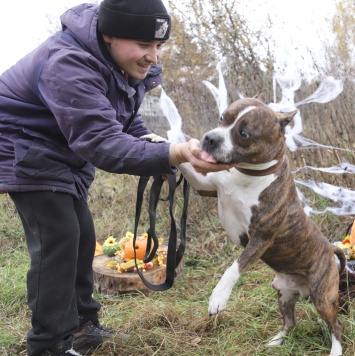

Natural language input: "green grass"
[1,173,355,355]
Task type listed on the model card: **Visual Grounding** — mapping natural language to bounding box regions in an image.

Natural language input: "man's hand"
[140,133,167,143]
[169,139,233,174]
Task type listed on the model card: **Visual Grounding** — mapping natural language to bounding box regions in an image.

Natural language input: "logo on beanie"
[155,17,170,39]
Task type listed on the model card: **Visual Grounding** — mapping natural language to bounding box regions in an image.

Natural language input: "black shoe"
[72,321,114,352]
[40,336,82,356]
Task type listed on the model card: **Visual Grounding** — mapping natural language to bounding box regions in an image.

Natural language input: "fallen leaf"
[190,337,202,345]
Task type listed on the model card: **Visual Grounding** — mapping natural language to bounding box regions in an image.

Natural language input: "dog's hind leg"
[267,288,299,346]
[309,269,342,356]
[311,295,342,356]
[267,273,308,347]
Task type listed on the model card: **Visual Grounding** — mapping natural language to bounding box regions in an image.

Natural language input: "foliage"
[332,0,355,65]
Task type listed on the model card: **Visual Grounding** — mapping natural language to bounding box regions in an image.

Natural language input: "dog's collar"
[236,155,286,176]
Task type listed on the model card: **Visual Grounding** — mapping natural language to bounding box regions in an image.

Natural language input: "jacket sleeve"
[126,112,152,138]
[38,51,174,176]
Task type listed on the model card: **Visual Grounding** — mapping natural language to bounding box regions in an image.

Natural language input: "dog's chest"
[210,170,277,245]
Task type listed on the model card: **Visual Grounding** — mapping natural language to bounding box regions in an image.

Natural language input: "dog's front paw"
[208,261,239,315]
[208,289,230,315]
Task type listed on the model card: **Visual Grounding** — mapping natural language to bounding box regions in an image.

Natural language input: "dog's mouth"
[200,150,218,163]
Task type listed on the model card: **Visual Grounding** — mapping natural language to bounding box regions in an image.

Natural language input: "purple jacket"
[0,4,174,200]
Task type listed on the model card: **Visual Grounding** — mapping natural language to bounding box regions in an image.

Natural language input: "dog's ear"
[253,89,266,103]
[279,110,298,134]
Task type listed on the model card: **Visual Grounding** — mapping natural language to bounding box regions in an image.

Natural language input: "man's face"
[102,36,165,80]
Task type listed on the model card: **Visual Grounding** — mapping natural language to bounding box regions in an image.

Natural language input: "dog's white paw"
[329,334,342,356]
[267,331,286,347]
[208,289,230,315]
[208,261,240,315]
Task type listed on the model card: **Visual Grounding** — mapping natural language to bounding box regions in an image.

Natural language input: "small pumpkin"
[102,236,120,257]
[350,221,355,246]
[124,235,150,261]
[118,231,134,250]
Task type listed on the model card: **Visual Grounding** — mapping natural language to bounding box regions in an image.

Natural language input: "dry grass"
[1,170,355,355]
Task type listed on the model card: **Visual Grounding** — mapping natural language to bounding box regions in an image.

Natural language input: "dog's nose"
[202,132,222,151]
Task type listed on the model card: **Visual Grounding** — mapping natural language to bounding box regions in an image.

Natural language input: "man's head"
[98,0,171,41]
[98,0,171,80]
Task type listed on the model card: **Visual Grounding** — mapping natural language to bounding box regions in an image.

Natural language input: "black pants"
[10,191,101,356]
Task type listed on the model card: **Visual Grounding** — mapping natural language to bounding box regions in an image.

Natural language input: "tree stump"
[93,254,183,295]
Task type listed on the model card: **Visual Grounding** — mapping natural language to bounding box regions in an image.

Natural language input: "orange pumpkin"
[118,237,128,250]
[124,236,150,261]
[350,220,355,246]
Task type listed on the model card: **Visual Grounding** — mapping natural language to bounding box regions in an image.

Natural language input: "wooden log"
[93,254,183,295]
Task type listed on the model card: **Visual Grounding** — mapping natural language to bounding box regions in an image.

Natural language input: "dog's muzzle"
[201,131,224,153]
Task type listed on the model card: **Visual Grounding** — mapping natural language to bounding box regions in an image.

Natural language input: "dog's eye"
[240,130,250,139]
[219,114,225,122]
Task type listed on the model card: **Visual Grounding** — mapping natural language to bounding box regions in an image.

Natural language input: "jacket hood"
[60,4,103,62]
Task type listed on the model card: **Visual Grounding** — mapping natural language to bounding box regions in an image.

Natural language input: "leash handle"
[133,174,189,291]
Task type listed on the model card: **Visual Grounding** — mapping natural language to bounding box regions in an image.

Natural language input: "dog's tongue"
[200,150,218,163]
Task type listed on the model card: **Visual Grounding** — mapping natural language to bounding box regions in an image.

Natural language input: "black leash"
[132,174,190,291]
[121,102,190,290]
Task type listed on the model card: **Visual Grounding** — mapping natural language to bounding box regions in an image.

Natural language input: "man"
[0,1,232,355]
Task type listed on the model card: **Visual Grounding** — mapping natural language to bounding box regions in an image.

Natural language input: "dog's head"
[200,90,297,165]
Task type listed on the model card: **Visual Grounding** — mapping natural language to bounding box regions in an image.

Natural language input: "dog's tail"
[332,245,346,274]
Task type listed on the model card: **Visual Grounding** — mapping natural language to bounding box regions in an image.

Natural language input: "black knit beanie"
[98,0,171,41]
